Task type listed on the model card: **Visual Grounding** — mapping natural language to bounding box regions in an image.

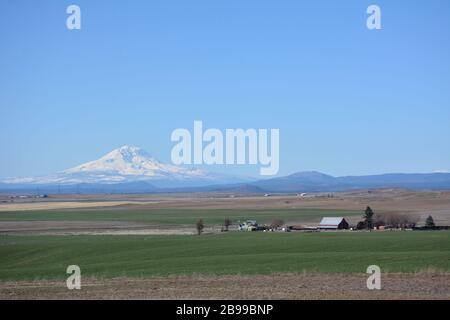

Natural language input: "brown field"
[0,200,156,212]
[0,221,214,236]
[1,273,449,300]
[2,189,450,213]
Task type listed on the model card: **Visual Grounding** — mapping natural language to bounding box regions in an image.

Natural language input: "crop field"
[0,208,360,226]
[1,231,449,281]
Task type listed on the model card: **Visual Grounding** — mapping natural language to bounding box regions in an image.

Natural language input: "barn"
[318,217,349,230]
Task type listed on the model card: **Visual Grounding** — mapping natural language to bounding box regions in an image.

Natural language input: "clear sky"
[1,0,449,179]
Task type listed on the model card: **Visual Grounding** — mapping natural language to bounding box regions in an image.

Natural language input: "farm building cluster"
[237,215,448,232]
[238,217,350,232]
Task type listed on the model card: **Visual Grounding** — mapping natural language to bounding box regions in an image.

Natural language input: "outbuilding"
[318,217,349,230]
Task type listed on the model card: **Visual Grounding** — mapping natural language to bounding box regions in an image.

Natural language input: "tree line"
[358,206,435,230]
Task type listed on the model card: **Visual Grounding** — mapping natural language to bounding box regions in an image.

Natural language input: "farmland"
[1,231,449,281]
[0,207,359,225]
[1,191,449,299]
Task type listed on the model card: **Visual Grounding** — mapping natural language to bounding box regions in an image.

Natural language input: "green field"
[1,231,449,281]
[0,208,360,225]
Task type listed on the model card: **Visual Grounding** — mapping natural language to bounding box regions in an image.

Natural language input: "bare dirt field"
[0,200,155,212]
[1,273,448,300]
[0,221,214,235]
[2,189,450,213]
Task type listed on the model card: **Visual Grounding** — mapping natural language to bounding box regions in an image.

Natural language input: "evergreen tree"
[425,215,435,229]
[363,206,374,230]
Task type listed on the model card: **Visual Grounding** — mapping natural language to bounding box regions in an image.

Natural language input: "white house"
[238,220,258,231]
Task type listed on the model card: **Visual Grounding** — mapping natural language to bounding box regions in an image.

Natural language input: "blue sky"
[1,0,449,179]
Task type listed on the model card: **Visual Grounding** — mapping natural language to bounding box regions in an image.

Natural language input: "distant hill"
[253,171,339,192]
[248,171,450,192]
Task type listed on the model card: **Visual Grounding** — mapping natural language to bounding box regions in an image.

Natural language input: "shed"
[318,217,349,230]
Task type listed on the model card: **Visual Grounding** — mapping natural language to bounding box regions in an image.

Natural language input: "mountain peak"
[117,145,142,153]
[63,145,179,177]
[0,145,250,187]
[118,145,140,152]
[103,145,152,162]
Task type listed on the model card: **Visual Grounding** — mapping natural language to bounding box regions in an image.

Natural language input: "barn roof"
[318,217,345,227]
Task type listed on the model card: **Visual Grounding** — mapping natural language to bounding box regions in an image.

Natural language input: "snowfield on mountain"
[1,145,246,186]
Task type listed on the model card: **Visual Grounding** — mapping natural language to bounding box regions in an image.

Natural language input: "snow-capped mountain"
[2,145,248,187]
[63,145,207,182]
[2,147,450,193]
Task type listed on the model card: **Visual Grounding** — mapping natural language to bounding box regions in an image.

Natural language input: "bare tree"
[224,218,232,231]
[385,212,401,228]
[403,213,420,228]
[374,213,386,228]
[398,214,410,229]
[196,219,204,235]
[380,212,419,229]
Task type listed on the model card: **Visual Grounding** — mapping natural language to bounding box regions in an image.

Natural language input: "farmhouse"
[238,220,258,231]
[318,217,349,230]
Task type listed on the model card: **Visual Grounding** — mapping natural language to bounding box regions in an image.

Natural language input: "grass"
[0,231,449,280]
[0,208,360,225]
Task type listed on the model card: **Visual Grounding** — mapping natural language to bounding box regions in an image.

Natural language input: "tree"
[425,215,435,229]
[402,213,420,229]
[385,212,400,228]
[270,219,284,229]
[374,213,386,228]
[196,219,204,235]
[375,212,419,229]
[356,221,367,230]
[363,206,374,230]
[224,218,232,231]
